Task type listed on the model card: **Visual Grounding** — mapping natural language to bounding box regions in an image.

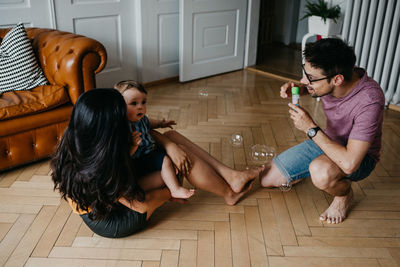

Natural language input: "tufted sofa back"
[0,27,107,171]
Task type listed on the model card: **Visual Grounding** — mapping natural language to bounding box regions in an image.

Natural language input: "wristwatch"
[307,126,321,139]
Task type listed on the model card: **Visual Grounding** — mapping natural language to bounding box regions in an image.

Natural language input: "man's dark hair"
[303,38,356,81]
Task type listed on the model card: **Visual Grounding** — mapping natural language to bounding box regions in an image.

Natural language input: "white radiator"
[341,0,400,106]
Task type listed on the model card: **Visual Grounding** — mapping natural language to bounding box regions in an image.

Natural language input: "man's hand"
[130,131,142,156]
[288,103,317,133]
[166,143,192,177]
[280,81,308,98]
[280,82,297,99]
[158,119,177,129]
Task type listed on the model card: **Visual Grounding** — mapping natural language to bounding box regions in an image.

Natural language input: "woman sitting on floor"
[51,88,262,238]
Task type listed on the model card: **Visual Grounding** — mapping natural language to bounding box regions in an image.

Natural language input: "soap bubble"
[250,144,276,164]
[199,89,208,98]
[230,133,243,146]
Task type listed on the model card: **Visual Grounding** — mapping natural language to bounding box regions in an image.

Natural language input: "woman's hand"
[166,143,192,177]
[148,129,191,176]
[130,131,142,156]
[119,187,172,219]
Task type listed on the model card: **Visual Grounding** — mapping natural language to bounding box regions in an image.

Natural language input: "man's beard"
[306,86,318,98]
[309,86,333,98]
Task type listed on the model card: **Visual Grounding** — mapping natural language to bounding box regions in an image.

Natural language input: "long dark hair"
[51,88,144,220]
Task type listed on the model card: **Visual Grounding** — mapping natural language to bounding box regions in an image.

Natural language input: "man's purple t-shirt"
[321,68,385,162]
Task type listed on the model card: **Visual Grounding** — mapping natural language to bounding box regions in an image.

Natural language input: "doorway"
[254,0,303,81]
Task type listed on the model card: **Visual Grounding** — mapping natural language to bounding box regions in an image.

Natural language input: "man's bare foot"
[170,188,195,199]
[224,179,255,205]
[229,166,264,193]
[319,188,353,224]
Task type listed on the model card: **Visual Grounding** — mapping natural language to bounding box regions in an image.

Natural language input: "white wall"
[139,0,260,81]
[0,0,140,87]
[0,0,55,28]
[1,0,258,83]
[138,0,179,83]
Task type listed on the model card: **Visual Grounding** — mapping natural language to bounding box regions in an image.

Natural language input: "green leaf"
[300,0,341,22]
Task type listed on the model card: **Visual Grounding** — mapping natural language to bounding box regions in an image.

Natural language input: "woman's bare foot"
[169,198,189,204]
[229,166,264,193]
[170,187,195,199]
[319,188,353,224]
[224,179,255,205]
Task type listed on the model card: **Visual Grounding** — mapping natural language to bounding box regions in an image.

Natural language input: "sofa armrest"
[28,28,107,104]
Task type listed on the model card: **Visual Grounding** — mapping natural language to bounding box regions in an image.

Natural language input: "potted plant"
[301,0,342,36]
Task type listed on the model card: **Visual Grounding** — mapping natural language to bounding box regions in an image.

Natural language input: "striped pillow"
[0,23,48,93]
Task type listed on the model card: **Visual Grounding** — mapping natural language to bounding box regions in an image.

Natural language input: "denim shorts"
[273,139,376,183]
[132,148,166,177]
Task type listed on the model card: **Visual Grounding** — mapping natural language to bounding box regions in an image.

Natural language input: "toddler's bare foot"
[320,188,353,224]
[230,166,264,193]
[171,187,195,199]
[224,179,255,205]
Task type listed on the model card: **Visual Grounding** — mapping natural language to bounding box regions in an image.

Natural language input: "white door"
[54,0,138,87]
[0,0,54,28]
[140,0,179,83]
[179,0,248,82]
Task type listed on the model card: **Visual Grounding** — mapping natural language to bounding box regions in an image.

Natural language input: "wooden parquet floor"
[1,70,400,267]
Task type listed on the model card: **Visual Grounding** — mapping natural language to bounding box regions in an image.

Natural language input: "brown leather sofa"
[0,27,107,171]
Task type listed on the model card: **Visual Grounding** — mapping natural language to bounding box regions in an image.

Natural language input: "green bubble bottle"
[291,86,300,106]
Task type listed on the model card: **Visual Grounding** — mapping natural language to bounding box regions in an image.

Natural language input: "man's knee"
[309,158,340,190]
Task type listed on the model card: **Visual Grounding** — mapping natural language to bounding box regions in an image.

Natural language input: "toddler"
[114,80,195,199]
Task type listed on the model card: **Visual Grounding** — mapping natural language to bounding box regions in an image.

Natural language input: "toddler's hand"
[159,119,177,129]
[130,131,142,156]
[132,130,142,145]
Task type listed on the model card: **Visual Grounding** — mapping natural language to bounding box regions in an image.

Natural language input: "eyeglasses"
[301,64,335,84]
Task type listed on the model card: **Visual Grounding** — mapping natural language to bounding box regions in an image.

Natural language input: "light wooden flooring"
[1,70,400,267]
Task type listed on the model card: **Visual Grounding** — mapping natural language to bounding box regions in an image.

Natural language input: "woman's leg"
[138,171,164,191]
[176,143,254,205]
[164,130,263,193]
[136,131,255,205]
